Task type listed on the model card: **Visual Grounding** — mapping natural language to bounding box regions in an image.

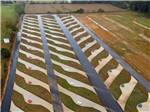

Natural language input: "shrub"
[1,48,10,58]
[74,8,84,13]
[97,8,104,12]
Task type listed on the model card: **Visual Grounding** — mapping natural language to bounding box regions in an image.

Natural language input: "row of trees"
[110,1,150,13]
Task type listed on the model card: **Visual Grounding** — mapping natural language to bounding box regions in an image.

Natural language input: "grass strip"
[91,50,109,67]
[18,53,46,69]
[60,92,101,112]
[51,54,82,71]
[20,45,44,58]
[125,83,148,112]
[99,59,118,81]
[17,62,48,84]
[12,90,50,112]
[53,64,90,85]
[15,75,51,103]
[57,76,101,104]
[109,70,131,99]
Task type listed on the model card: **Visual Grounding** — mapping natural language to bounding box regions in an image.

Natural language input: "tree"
[1,48,10,58]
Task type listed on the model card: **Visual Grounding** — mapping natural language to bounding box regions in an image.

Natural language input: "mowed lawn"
[76,11,150,81]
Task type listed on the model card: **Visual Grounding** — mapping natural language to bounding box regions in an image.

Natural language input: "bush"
[97,8,104,12]
[1,48,10,58]
[74,8,84,13]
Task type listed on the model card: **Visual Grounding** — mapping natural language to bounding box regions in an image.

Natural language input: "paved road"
[55,15,123,112]
[72,16,150,92]
[1,16,24,112]
[37,15,63,112]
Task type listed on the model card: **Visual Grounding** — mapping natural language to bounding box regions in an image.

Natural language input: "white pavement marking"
[16,69,49,92]
[70,26,82,33]
[50,50,79,64]
[42,17,56,22]
[54,70,96,93]
[82,40,97,52]
[58,85,107,112]
[23,21,39,27]
[52,60,87,77]
[63,18,74,23]
[103,16,134,33]
[77,35,91,44]
[22,32,41,40]
[44,24,61,30]
[65,21,76,26]
[88,47,104,61]
[21,36,42,45]
[87,16,118,38]
[48,43,74,54]
[13,83,53,112]
[139,34,150,43]
[24,17,37,21]
[20,43,44,53]
[10,101,24,112]
[95,54,113,73]
[24,19,38,24]
[46,37,70,47]
[42,19,58,25]
[105,64,123,87]
[118,76,137,110]
[44,22,59,27]
[87,16,109,32]
[19,49,45,63]
[73,30,87,38]
[18,58,47,74]
[137,93,150,112]
[23,27,41,34]
[23,24,39,30]
[61,16,71,21]
[67,24,79,29]
[44,28,64,35]
[45,32,67,40]
[133,21,150,30]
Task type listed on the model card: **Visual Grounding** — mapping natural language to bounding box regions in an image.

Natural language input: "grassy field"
[1,4,18,95]
[76,11,150,82]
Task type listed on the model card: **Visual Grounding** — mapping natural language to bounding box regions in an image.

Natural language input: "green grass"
[15,75,51,103]
[60,92,100,112]
[12,90,50,112]
[109,70,131,99]
[17,62,48,84]
[20,45,44,58]
[125,83,148,112]
[18,53,46,69]
[22,34,42,42]
[48,45,75,59]
[79,37,94,48]
[91,50,109,67]
[99,59,118,81]
[21,38,42,49]
[47,38,72,51]
[84,44,100,57]
[53,64,90,85]
[51,54,82,71]
[57,76,101,104]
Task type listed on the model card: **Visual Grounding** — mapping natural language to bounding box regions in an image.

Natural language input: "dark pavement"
[37,15,63,112]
